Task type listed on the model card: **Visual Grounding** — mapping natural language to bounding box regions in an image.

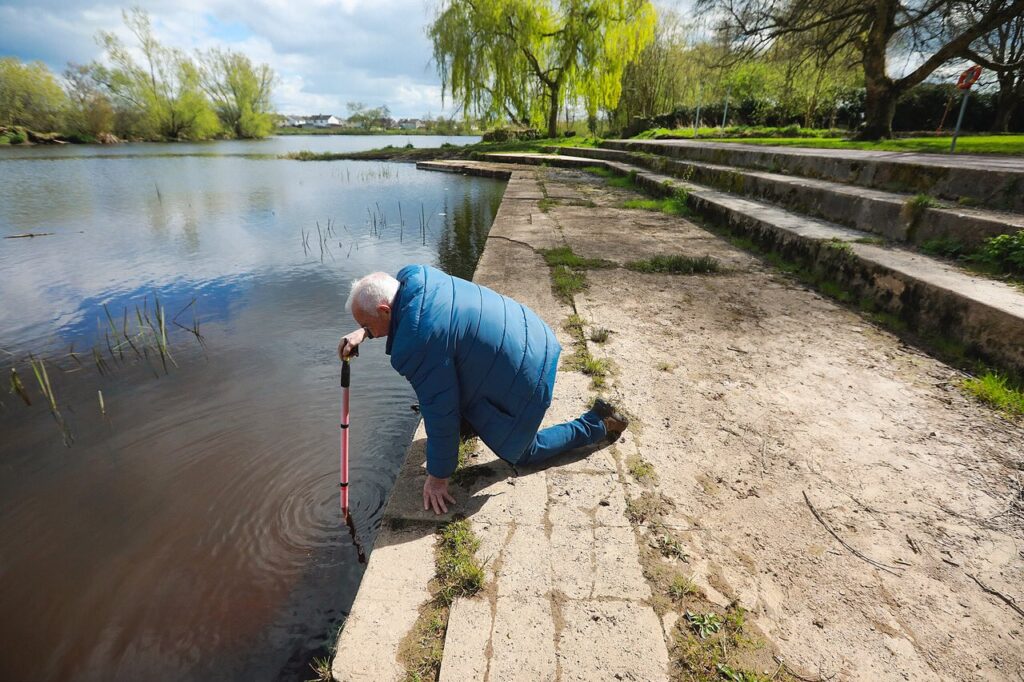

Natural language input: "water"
[0,135,503,681]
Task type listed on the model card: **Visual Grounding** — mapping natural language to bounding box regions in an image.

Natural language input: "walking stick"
[340,358,351,515]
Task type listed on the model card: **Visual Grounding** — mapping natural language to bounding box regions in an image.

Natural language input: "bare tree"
[961,8,1024,131]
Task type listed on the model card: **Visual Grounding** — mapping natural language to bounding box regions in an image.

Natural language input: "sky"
[0,0,454,118]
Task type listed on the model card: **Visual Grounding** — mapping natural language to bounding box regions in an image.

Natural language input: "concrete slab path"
[334,163,1024,682]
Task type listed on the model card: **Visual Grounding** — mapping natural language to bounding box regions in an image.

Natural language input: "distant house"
[397,118,426,130]
[306,114,342,128]
[283,115,307,127]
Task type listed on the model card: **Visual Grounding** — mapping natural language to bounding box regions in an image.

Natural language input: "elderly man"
[338,264,628,514]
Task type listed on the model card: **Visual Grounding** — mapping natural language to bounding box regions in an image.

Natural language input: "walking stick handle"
[341,358,351,387]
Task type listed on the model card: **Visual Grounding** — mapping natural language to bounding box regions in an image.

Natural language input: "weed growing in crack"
[541,246,614,269]
[902,193,938,224]
[451,437,488,486]
[824,238,853,255]
[962,372,1024,417]
[551,265,588,301]
[668,575,697,601]
[627,454,658,484]
[652,532,687,560]
[398,518,484,681]
[685,611,723,639]
[626,255,721,274]
[622,197,690,216]
[541,246,614,302]
[436,519,485,605]
[589,327,611,343]
[563,313,611,388]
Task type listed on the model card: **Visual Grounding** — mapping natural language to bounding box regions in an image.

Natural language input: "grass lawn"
[640,129,1024,155]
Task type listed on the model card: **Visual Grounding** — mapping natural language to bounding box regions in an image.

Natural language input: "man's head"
[346,271,400,339]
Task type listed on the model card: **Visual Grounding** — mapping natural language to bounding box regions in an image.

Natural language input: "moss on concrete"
[398,518,485,681]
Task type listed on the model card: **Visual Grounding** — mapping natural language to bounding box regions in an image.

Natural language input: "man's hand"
[337,327,368,360]
[423,474,455,515]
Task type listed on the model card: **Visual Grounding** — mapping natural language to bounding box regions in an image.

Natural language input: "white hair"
[346,271,400,318]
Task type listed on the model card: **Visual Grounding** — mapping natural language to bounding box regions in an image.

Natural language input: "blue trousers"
[515,409,607,466]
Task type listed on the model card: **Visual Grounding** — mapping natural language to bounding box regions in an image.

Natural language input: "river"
[0,134,504,681]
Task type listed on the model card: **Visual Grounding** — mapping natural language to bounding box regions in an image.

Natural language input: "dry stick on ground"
[967,573,1024,620]
[802,490,903,576]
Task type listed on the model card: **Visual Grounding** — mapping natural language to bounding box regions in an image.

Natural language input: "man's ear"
[377,302,391,316]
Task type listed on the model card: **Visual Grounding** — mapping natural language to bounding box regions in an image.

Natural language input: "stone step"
[546,146,1023,250]
[601,138,1024,214]
[477,152,1024,376]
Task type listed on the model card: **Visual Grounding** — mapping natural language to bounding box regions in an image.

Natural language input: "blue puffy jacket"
[386,264,561,478]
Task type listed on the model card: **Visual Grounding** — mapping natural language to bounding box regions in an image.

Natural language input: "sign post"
[951,65,982,154]
[694,84,703,138]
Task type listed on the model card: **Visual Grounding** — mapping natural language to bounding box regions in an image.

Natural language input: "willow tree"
[429,0,657,137]
[93,8,219,140]
[196,49,275,138]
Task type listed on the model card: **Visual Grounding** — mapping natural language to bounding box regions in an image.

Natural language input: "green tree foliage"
[346,101,393,129]
[0,57,68,130]
[63,63,115,139]
[612,15,860,132]
[92,7,221,140]
[196,48,275,138]
[698,0,1024,139]
[429,0,657,137]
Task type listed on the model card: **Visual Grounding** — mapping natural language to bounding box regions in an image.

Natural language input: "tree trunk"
[857,0,898,140]
[859,80,899,140]
[546,81,562,138]
[991,74,1019,132]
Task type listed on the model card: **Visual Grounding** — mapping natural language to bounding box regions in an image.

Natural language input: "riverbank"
[282,135,600,162]
[274,127,478,136]
[330,160,1024,681]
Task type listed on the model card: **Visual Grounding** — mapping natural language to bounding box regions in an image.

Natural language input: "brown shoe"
[592,398,629,441]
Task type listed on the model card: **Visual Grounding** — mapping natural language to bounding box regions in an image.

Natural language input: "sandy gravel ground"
[537,167,1024,681]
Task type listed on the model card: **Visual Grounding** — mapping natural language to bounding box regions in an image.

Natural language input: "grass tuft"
[653,531,686,560]
[627,454,658,484]
[451,438,484,486]
[307,656,333,682]
[901,193,938,227]
[589,327,611,343]
[436,519,485,605]
[626,254,721,274]
[962,372,1024,416]
[668,575,697,601]
[399,518,485,681]
[584,165,637,188]
[551,265,587,302]
[540,246,614,270]
[623,196,691,216]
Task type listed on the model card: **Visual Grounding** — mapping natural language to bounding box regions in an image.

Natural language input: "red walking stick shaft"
[340,360,351,514]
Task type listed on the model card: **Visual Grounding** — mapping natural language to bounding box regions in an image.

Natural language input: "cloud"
[0,0,452,117]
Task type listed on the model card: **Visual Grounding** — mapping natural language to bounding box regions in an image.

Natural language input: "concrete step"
[547,146,1023,250]
[601,138,1024,214]
[476,152,1024,376]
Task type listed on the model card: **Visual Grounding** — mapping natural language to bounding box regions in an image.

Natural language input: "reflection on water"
[0,136,502,681]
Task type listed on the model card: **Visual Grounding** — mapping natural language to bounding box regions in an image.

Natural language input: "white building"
[306,114,343,128]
